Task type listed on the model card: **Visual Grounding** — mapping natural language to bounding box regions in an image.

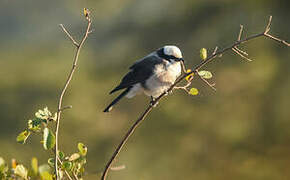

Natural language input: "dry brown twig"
[101,16,289,180]
[54,8,92,180]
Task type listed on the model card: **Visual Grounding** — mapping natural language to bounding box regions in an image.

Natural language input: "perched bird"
[103,45,184,112]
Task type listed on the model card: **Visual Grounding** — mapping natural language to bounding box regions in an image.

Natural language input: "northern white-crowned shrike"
[104,45,184,112]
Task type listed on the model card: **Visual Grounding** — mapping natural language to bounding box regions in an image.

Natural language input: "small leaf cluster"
[53,143,88,179]
[185,48,214,95]
[15,108,89,179]
[0,157,53,180]
[16,107,56,150]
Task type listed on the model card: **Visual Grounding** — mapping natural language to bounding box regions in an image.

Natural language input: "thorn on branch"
[60,105,73,112]
[237,24,244,41]
[110,165,126,171]
[265,15,272,34]
[212,46,218,55]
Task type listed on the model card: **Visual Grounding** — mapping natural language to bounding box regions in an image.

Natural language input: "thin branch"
[57,157,75,180]
[101,16,289,180]
[54,9,92,180]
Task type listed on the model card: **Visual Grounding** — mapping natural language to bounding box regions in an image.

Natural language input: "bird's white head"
[157,45,183,62]
[163,45,183,59]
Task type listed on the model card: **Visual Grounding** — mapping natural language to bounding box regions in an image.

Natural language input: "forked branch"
[101,16,289,180]
[54,9,92,180]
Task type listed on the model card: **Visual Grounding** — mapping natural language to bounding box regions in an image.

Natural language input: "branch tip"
[265,15,272,33]
[237,24,244,41]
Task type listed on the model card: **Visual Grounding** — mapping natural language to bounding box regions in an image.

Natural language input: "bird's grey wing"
[110,55,163,94]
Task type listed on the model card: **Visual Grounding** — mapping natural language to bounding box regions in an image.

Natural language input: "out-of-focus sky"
[0,0,289,179]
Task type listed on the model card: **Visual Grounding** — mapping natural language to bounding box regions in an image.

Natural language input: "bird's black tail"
[103,88,131,112]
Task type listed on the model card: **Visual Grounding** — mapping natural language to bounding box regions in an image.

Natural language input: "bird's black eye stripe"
[157,48,180,61]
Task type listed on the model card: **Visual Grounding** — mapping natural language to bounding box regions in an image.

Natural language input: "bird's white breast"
[144,60,181,98]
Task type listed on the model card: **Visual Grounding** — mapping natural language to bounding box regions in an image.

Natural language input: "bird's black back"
[110,55,164,94]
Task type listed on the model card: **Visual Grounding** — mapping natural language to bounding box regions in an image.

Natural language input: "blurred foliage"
[0,0,289,179]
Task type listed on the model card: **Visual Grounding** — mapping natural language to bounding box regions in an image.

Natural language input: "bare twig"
[54,9,92,180]
[232,47,253,61]
[101,16,289,180]
[234,47,248,56]
[265,15,272,33]
[174,80,191,93]
[237,25,244,41]
[264,33,290,46]
[59,24,79,47]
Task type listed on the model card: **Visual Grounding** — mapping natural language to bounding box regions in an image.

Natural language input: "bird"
[103,45,184,112]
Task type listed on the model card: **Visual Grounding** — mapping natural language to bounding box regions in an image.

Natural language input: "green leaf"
[58,151,65,160]
[47,158,55,167]
[78,143,87,156]
[28,119,42,132]
[198,70,213,79]
[43,128,55,150]
[62,161,72,171]
[16,130,31,144]
[31,157,38,175]
[200,48,207,60]
[189,88,199,95]
[69,153,80,161]
[15,164,28,179]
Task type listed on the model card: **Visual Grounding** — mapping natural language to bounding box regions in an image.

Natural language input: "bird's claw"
[150,97,159,107]
[150,101,159,107]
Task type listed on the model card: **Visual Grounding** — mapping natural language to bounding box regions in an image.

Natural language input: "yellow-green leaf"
[15,164,28,179]
[198,70,212,79]
[189,88,199,95]
[78,143,87,156]
[69,153,80,161]
[31,157,38,175]
[16,130,30,144]
[200,48,207,60]
[47,158,54,167]
[40,171,53,180]
[43,128,55,150]
[0,157,7,173]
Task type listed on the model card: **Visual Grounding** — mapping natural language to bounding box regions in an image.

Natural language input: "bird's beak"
[179,58,184,62]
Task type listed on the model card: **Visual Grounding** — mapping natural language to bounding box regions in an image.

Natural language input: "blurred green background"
[0,0,289,179]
